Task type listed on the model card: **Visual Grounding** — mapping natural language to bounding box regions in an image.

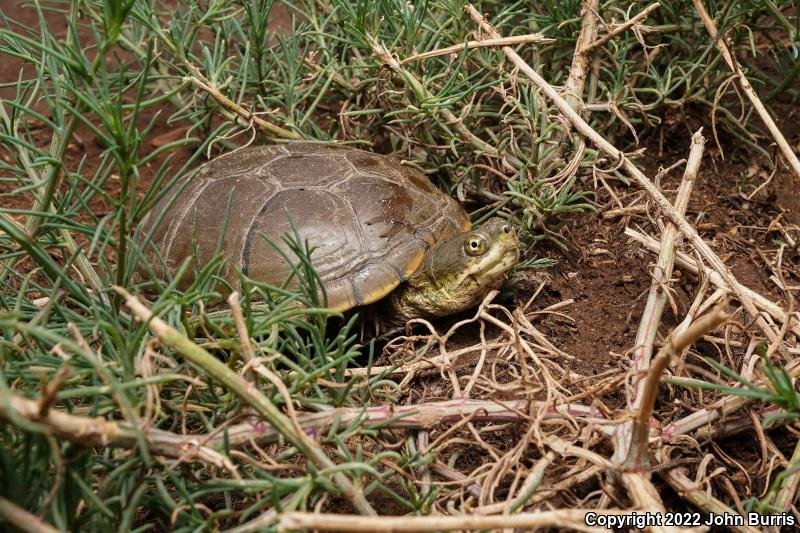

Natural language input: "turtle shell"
[138,143,470,311]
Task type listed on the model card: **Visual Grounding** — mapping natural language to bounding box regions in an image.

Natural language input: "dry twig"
[0,391,238,473]
[370,38,500,159]
[218,398,605,448]
[581,2,661,54]
[691,0,800,179]
[0,496,61,533]
[546,0,598,170]
[628,304,730,467]
[625,228,800,340]
[400,34,554,64]
[276,509,623,532]
[114,287,376,516]
[184,67,300,140]
[661,357,800,441]
[658,465,760,533]
[629,130,704,408]
[228,291,256,361]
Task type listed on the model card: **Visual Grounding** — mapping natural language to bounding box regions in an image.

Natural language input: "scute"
[243,189,363,282]
[169,177,276,280]
[335,174,427,252]
[138,143,471,311]
[263,153,353,188]
[137,177,210,280]
[201,145,287,179]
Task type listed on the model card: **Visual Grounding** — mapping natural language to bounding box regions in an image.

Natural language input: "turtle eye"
[465,235,487,256]
[501,224,511,234]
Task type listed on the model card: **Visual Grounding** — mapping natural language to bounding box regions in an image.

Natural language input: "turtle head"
[388,217,519,321]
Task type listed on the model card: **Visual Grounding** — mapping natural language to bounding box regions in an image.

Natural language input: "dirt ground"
[534,108,799,393]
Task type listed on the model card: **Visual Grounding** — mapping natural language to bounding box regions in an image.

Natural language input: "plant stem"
[115,287,376,516]
[627,305,729,468]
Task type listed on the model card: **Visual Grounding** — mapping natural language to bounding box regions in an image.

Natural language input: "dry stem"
[474,464,606,514]
[370,38,500,159]
[184,67,300,140]
[581,2,661,54]
[563,0,600,111]
[546,0,598,168]
[662,358,800,440]
[400,34,554,64]
[628,305,730,467]
[0,391,237,473]
[658,467,761,533]
[630,130,704,408]
[773,438,800,515]
[621,473,690,533]
[219,398,605,448]
[228,291,256,361]
[276,509,622,532]
[691,0,800,179]
[38,365,71,416]
[625,228,800,340]
[0,496,60,533]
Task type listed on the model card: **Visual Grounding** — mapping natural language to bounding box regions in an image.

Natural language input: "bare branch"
[400,34,554,64]
[581,2,661,54]
[692,0,800,180]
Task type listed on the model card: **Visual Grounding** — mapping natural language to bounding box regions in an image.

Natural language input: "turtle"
[137,143,519,322]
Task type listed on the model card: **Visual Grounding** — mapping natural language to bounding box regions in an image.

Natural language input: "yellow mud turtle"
[138,143,519,321]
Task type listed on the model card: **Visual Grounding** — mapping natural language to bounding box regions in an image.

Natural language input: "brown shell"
[138,143,470,311]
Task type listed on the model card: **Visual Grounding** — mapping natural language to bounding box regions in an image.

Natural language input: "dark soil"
[532,104,800,392]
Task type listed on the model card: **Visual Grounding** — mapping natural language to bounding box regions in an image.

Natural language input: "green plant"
[671,344,800,428]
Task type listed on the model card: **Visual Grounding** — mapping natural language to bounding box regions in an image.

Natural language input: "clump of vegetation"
[1,0,799,531]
